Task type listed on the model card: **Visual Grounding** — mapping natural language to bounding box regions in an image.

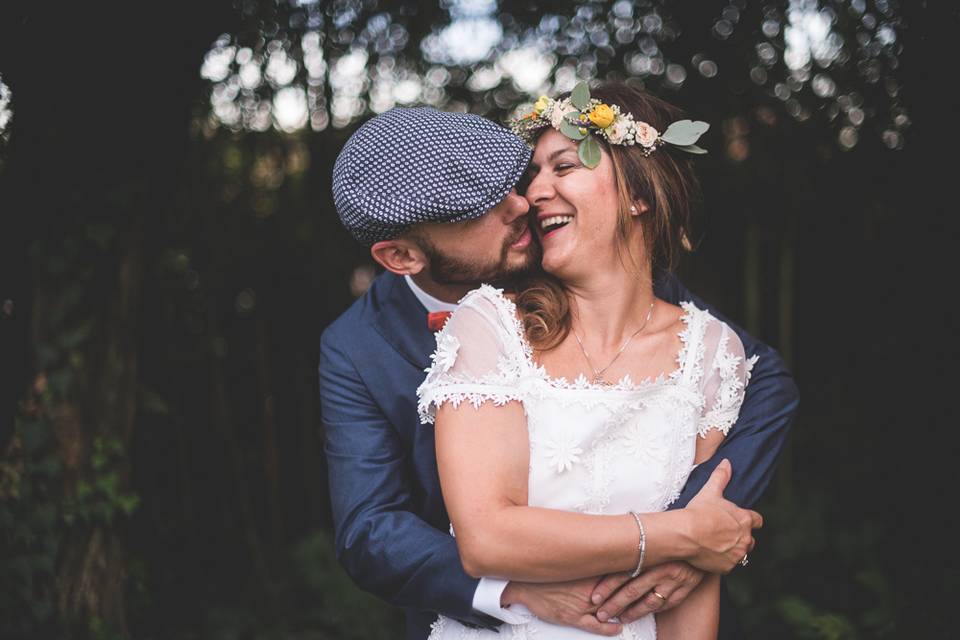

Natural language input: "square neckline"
[480,284,702,394]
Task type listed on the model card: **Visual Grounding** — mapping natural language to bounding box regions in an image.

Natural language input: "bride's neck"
[566,264,655,349]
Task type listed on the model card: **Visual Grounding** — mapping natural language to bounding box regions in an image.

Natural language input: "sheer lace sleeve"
[417,286,527,425]
[697,318,759,437]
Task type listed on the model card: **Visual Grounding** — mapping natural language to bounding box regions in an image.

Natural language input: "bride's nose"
[524,171,554,208]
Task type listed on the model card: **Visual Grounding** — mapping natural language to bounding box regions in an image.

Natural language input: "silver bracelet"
[628,511,646,578]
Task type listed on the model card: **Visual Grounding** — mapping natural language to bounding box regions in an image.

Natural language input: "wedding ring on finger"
[650,590,667,605]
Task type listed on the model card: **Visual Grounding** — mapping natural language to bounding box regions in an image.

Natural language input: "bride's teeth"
[540,215,573,230]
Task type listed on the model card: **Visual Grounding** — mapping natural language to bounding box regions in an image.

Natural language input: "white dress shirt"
[405,275,531,625]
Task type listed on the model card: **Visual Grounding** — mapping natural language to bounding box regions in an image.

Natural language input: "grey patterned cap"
[332,106,531,246]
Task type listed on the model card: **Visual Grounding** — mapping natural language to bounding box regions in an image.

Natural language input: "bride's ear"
[370,237,428,275]
[629,199,650,217]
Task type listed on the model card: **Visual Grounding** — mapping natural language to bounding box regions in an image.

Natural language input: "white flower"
[431,333,460,373]
[549,98,572,129]
[622,422,668,461]
[635,121,660,148]
[605,116,634,144]
[543,429,583,473]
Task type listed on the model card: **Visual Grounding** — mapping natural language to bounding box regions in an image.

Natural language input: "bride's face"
[524,129,625,280]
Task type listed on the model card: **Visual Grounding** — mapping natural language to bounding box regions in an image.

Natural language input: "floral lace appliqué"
[431,332,461,374]
[543,429,583,473]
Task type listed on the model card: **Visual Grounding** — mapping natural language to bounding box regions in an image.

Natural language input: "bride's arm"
[435,400,759,583]
[654,573,720,639]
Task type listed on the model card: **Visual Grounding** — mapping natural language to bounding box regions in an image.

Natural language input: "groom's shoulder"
[322,270,397,345]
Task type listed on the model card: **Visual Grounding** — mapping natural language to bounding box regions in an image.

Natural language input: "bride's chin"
[540,254,575,281]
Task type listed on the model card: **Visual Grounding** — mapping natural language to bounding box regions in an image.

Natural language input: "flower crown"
[509,82,710,169]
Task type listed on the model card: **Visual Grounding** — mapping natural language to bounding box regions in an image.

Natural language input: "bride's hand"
[682,459,762,574]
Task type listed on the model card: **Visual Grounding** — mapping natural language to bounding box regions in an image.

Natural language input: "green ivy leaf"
[570,81,591,110]
[578,135,602,169]
[673,144,708,154]
[660,120,710,146]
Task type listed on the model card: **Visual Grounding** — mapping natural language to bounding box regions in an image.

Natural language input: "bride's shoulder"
[449,284,520,332]
[674,301,744,353]
[457,283,513,313]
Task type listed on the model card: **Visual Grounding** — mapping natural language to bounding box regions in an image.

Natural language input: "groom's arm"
[320,330,500,629]
[656,272,799,509]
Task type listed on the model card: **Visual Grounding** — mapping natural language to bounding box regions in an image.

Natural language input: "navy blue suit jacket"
[320,271,798,639]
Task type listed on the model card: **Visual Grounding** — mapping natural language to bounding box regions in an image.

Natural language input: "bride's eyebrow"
[528,148,577,171]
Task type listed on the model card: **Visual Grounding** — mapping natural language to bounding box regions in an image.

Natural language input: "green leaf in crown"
[560,118,588,141]
[570,81,592,110]
[578,135,602,168]
[660,120,710,146]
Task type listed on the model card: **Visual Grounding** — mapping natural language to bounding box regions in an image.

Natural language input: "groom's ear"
[370,237,428,276]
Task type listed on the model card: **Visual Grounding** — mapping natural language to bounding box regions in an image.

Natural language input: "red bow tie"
[427,311,453,332]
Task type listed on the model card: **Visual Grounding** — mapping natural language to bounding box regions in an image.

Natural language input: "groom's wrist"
[500,580,521,608]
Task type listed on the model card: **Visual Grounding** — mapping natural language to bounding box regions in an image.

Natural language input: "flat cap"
[332,106,531,245]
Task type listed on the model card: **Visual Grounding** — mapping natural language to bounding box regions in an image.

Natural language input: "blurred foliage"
[0,416,61,636]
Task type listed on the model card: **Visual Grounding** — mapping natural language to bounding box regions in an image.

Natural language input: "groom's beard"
[412,222,542,286]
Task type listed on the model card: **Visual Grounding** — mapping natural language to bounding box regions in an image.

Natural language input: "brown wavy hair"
[515,83,702,351]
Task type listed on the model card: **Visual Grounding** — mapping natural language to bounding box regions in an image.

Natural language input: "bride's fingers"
[595,571,663,621]
[590,571,633,606]
[619,583,680,623]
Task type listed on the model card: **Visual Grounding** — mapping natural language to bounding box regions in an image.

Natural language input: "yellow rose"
[589,104,615,129]
[533,96,550,114]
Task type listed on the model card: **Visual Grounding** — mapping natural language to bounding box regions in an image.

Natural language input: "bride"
[417,83,760,639]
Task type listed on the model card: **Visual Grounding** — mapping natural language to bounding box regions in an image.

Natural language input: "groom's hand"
[502,577,623,636]
[589,562,706,623]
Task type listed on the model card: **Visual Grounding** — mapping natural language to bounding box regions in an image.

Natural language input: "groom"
[320,107,799,638]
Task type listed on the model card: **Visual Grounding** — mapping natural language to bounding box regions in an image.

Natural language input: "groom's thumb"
[703,459,732,496]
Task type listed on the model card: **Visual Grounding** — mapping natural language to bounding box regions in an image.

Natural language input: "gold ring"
[651,590,667,602]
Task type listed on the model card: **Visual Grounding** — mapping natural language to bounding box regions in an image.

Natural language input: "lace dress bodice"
[417,285,756,640]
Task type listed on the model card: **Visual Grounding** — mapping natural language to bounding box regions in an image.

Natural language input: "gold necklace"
[572,301,656,385]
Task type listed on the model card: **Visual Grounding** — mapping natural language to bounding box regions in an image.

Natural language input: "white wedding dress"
[417,285,756,640]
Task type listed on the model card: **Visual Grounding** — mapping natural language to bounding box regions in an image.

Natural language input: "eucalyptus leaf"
[560,119,587,141]
[673,143,708,154]
[660,120,710,146]
[578,135,602,168]
[570,81,591,110]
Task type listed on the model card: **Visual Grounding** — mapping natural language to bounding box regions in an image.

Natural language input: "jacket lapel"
[371,272,435,371]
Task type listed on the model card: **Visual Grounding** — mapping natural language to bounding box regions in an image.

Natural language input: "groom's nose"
[500,188,530,224]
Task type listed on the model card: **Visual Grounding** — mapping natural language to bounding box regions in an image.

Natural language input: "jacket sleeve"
[319,328,499,629]
[657,273,800,510]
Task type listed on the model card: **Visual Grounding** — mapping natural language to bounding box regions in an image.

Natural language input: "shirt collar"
[404,275,459,313]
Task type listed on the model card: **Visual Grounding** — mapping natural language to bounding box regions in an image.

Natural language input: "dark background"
[1,1,957,638]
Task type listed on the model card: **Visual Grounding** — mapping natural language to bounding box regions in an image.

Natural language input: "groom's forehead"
[332,106,530,246]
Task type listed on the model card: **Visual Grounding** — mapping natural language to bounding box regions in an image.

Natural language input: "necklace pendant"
[592,375,611,386]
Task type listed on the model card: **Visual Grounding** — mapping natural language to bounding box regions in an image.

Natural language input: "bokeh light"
[0,75,12,162]
[196,0,910,151]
